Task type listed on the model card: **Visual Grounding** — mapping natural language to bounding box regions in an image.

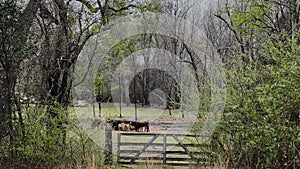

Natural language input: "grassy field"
[74,103,182,119]
[74,103,198,135]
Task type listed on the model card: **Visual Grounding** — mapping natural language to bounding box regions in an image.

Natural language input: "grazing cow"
[112,120,122,131]
[130,121,150,132]
[128,124,135,131]
[118,123,125,131]
[118,123,135,131]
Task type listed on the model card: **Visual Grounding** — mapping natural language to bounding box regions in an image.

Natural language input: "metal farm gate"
[116,132,211,166]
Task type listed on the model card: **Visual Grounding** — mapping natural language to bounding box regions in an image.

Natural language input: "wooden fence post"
[104,123,112,165]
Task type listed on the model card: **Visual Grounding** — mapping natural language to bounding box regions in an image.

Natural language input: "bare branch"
[214,14,243,45]
[108,4,138,13]
[76,0,96,13]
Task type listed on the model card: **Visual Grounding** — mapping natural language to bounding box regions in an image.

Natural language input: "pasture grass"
[73,103,182,120]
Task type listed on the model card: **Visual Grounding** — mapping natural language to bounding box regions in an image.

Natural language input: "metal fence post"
[117,133,121,162]
[163,134,167,164]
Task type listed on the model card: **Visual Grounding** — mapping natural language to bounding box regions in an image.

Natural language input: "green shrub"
[210,32,300,168]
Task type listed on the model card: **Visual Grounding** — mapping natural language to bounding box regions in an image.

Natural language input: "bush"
[0,105,111,169]
[210,33,300,168]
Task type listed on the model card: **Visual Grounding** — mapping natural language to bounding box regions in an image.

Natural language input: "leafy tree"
[24,0,154,147]
[0,0,32,142]
[0,0,39,166]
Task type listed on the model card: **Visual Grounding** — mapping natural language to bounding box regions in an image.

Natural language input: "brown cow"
[118,123,135,131]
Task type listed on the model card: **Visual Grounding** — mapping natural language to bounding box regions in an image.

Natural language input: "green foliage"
[209,1,300,168]
[0,105,110,168]
[0,0,33,62]
[0,1,37,163]
[6,105,65,168]
[139,4,159,13]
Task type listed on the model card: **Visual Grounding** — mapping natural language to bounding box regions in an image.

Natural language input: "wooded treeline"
[0,0,299,168]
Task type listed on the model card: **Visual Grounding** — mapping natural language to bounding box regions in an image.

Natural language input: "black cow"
[130,121,149,132]
[111,120,122,131]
